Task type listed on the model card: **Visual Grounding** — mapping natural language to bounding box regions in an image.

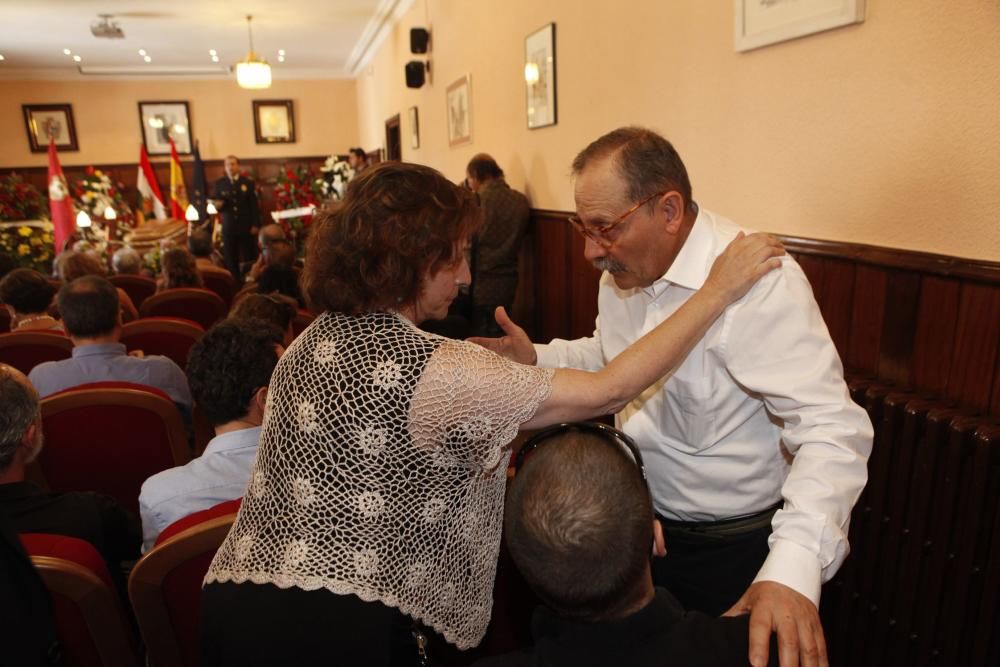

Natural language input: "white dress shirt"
[535,208,873,605]
[139,426,261,552]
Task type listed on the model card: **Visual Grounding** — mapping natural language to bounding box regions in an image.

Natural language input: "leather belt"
[657,502,781,538]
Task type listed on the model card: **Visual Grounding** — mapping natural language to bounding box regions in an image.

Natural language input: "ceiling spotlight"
[278,49,285,56]
[144,55,152,62]
[0,55,5,61]
[138,49,147,56]
[73,55,82,62]
[209,49,217,56]
[211,55,220,62]
[63,48,72,55]
[278,56,285,63]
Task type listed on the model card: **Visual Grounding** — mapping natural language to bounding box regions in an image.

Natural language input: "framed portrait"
[22,104,78,153]
[446,75,472,147]
[734,0,866,52]
[253,99,296,144]
[525,23,557,130]
[408,106,420,150]
[138,101,192,155]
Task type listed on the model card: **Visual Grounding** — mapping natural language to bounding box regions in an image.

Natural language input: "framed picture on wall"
[138,101,192,155]
[734,0,866,52]
[446,75,472,147]
[22,104,78,153]
[525,23,557,129]
[408,106,420,149]
[253,99,296,144]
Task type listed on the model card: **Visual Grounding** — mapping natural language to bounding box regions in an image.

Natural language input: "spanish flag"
[168,137,188,220]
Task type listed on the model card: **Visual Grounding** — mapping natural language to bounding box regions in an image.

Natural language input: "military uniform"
[213,174,260,280]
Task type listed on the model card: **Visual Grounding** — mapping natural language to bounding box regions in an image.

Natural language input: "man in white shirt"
[138,318,284,552]
[474,127,872,667]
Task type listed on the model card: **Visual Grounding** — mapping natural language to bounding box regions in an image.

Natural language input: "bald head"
[505,427,653,621]
[0,365,41,470]
[258,223,286,249]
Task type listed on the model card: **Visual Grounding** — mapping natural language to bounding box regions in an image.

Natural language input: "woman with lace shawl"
[202,162,782,665]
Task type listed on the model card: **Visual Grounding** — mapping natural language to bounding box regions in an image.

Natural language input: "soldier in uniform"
[213,155,260,281]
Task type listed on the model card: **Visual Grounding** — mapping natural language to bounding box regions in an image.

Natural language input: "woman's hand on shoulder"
[703,232,785,305]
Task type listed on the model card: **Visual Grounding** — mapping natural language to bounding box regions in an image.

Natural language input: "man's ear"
[254,386,269,412]
[652,519,667,558]
[658,192,685,235]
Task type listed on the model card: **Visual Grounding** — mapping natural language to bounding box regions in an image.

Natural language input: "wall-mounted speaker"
[410,28,430,54]
[405,61,427,88]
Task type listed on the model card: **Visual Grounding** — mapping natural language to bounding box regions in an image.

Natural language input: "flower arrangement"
[314,156,354,201]
[0,173,47,222]
[274,166,319,240]
[0,223,55,273]
[73,167,136,244]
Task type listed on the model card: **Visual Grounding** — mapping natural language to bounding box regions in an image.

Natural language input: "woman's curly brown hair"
[161,247,204,289]
[302,162,482,315]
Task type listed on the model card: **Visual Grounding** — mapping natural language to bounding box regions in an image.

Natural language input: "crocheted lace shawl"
[204,311,553,649]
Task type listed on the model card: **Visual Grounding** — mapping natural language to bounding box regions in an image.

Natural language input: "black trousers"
[222,230,257,282]
[651,518,772,616]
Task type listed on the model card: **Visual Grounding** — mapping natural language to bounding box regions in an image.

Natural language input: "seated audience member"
[475,424,777,667]
[56,250,139,322]
[0,251,17,281]
[157,247,204,291]
[229,293,298,346]
[241,223,287,281]
[111,247,144,276]
[255,263,304,308]
[188,228,228,273]
[138,319,283,551]
[28,276,192,418]
[0,363,141,589]
[0,269,62,332]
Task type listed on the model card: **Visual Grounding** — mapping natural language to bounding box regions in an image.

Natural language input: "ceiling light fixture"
[63,49,72,55]
[73,55,82,62]
[209,49,217,56]
[138,49,147,56]
[212,55,219,62]
[144,55,152,63]
[236,14,271,89]
[0,55,5,61]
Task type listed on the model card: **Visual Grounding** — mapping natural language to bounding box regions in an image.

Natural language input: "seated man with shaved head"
[475,423,776,667]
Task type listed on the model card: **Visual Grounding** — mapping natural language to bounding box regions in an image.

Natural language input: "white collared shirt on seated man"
[535,207,873,606]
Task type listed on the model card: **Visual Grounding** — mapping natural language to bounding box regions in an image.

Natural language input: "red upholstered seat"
[140,288,226,330]
[130,500,241,667]
[21,533,140,667]
[199,268,237,308]
[35,383,190,516]
[120,316,205,368]
[108,274,158,309]
[0,330,73,374]
[292,309,317,337]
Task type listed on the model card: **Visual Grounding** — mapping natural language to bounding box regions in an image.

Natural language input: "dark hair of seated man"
[185,318,284,427]
[57,275,119,338]
[229,293,298,346]
[0,269,56,318]
[262,238,296,269]
[187,228,215,259]
[256,264,303,308]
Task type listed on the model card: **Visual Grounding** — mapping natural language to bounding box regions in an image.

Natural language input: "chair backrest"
[21,533,140,667]
[140,288,226,330]
[199,268,237,308]
[108,274,158,309]
[292,309,317,337]
[119,316,205,369]
[129,505,239,667]
[0,330,74,374]
[37,383,190,515]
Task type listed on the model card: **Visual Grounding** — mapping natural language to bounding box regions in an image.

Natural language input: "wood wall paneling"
[911,276,962,396]
[846,264,888,376]
[946,283,1000,413]
[877,270,922,386]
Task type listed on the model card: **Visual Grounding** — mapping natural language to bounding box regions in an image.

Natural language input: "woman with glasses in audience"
[201,162,783,666]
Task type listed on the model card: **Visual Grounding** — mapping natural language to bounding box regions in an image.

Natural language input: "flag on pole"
[190,140,209,225]
[168,137,188,220]
[46,137,75,255]
[136,144,167,222]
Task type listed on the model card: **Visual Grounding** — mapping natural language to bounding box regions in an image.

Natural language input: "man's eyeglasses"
[567,190,667,248]
[515,421,648,488]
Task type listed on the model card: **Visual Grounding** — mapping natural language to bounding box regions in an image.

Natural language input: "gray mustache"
[591,257,627,273]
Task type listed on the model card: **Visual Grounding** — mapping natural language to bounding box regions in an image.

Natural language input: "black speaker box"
[405,61,425,88]
[410,28,430,54]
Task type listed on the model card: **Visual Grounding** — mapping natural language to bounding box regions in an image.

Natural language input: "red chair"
[0,330,73,374]
[129,500,241,667]
[21,533,140,667]
[140,288,226,330]
[292,309,317,337]
[199,268,237,308]
[120,317,205,369]
[108,274,158,309]
[35,382,190,516]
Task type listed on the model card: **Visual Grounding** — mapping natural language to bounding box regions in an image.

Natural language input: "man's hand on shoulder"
[724,580,827,667]
[467,307,537,365]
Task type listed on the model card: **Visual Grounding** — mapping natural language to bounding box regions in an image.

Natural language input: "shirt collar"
[203,426,262,455]
[642,206,714,297]
[71,342,127,358]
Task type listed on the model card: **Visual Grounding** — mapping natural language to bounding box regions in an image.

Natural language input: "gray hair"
[112,247,143,275]
[0,366,39,469]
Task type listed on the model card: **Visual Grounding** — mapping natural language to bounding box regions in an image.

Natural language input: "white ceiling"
[0,0,413,80]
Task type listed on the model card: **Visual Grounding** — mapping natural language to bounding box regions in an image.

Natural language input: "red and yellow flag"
[168,137,188,220]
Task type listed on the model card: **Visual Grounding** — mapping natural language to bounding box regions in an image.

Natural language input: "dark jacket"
[213,174,260,236]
